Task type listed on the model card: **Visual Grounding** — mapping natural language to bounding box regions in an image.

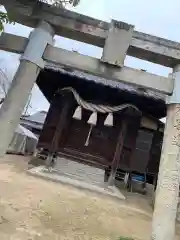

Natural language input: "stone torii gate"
[0,0,180,239]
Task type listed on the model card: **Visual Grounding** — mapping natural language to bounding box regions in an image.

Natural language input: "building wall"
[37,92,163,178]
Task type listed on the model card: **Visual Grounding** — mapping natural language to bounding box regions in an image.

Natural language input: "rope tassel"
[84,125,93,146]
[87,112,97,125]
[72,106,82,120]
[104,113,113,126]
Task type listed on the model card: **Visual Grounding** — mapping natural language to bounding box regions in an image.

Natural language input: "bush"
[118,237,134,240]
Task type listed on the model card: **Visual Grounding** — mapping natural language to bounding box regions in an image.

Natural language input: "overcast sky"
[0,0,178,115]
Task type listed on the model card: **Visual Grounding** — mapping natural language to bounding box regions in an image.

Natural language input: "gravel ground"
[0,154,179,240]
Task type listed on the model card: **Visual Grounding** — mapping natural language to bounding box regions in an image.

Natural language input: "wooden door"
[61,111,121,167]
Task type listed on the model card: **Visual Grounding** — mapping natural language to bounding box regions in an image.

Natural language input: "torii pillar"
[0,21,54,157]
[151,65,180,240]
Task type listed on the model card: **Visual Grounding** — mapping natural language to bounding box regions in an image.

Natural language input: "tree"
[0,66,10,99]
[0,10,12,31]
[40,0,80,7]
[0,65,32,114]
[0,0,80,31]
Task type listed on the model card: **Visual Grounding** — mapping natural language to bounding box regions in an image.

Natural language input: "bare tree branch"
[0,97,4,104]
[0,65,32,114]
[0,68,9,95]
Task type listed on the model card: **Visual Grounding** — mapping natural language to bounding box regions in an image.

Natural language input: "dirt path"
[0,155,179,240]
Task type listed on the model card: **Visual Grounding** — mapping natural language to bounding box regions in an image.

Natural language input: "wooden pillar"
[0,21,54,157]
[151,66,180,240]
[45,91,74,168]
[108,119,127,186]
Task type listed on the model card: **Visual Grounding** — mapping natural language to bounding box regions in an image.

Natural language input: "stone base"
[151,191,180,223]
[27,166,126,201]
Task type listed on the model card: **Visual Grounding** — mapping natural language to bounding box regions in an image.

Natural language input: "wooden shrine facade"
[37,64,165,184]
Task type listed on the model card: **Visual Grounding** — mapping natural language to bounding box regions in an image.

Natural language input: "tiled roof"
[45,61,166,102]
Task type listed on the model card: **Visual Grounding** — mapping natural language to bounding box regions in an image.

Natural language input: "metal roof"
[21,111,47,125]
